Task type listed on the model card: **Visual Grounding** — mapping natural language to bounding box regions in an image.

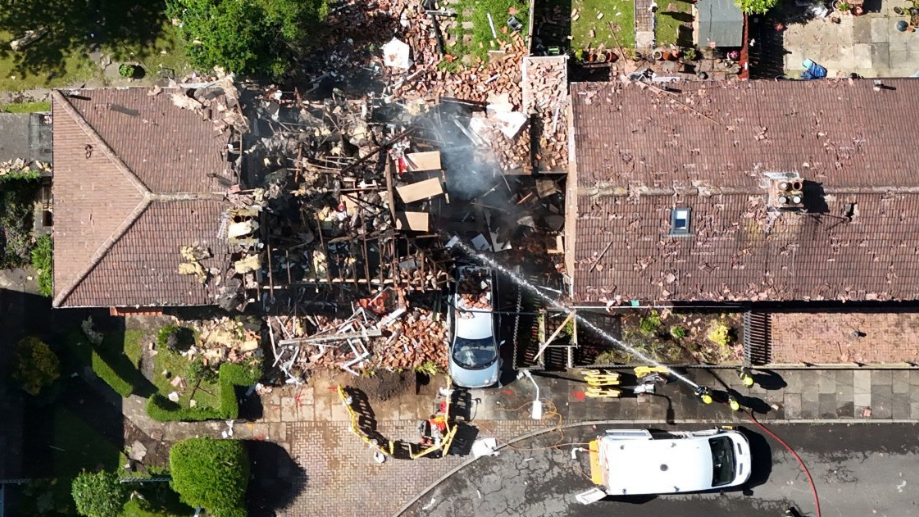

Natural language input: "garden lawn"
[53,406,127,476]
[1,101,51,112]
[153,348,222,411]
[0,29,96,91]
[571,0,635,51]
[448,0,529,62]
[655,0,694,47]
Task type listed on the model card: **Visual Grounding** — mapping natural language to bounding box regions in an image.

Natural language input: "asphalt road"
[401,422,919,517]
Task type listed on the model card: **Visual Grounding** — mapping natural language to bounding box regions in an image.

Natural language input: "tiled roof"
[570,79,919,303]
[52,89,233,308]
[572,79,919,189]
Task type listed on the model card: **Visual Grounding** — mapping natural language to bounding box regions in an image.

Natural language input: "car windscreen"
[452,336,497,370]
[709,437,736,487]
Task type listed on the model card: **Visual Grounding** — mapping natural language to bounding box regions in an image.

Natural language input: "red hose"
[746,412,821,517]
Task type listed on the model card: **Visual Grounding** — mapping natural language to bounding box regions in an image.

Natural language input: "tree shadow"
[246,440,307,517]
[0,0,170,81]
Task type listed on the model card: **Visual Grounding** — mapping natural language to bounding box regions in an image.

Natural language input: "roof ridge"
[51,91,153,307]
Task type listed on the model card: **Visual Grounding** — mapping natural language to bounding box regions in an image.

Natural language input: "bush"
[670,325,687,339]
[91,349,134,397]
[13,337,60,395]
[71,471,129,517]
[707,321,733,347]
[170,438,249,516]
[735,0,781,14]
[31,234,52,297]
[638,311,662,336]
[146,360,262,422]
[0,178,39,268]
[118,64,136,78]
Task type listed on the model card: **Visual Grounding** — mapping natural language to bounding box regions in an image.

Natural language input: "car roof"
[598,433,718,494]
[455,309,493,340]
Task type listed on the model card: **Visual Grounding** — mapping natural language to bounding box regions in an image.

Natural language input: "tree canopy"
[13,336,60,395]
[169,437,249,516]
[735,0,781,14]
[167,0,327,79]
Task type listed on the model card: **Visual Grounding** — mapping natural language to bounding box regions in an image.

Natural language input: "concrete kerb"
[390,417,919,517]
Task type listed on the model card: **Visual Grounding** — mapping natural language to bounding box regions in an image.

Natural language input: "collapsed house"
[568,79,919,305]
[51,79,250,308]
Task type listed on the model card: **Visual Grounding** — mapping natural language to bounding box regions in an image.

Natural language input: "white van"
[584,428,752,499]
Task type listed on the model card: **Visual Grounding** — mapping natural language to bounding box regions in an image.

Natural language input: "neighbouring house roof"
[570,79,919,304]
[696,0,744,48]
[0,112,51,164]
[52,87,239,308]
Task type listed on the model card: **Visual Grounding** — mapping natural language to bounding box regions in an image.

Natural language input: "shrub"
[13,337,60,395]
[91,350,134,397]
[31,234,52,297]
[707,321,733,347]
[638,311,662,336]
[735,0,781,14]
[170,437,249,516]
[0,178,39,268]
[118,64,136,78]
[71,471,129,517]
[670,325,687,339]
[414,360,440,376]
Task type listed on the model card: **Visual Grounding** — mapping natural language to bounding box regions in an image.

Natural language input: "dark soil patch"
[352,370,415,401]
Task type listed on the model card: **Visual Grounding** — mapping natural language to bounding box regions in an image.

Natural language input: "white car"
[585,428,752,498]
[448,264,500,388]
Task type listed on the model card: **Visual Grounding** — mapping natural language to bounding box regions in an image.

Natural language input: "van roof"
[598,435,715,494]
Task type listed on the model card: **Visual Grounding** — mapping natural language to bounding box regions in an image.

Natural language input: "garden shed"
[693,0,744,48]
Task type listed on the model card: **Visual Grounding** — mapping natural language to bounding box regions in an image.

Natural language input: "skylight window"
[670,207,691,236]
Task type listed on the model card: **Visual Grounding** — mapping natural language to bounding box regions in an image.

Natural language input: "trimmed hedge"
[146,361,262,422]
[169,437,248,516]
[91,349,134,397]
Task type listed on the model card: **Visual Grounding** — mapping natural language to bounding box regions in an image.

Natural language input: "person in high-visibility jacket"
[695,387,713,404]
[728,396,741,412]
[738,368,755,388]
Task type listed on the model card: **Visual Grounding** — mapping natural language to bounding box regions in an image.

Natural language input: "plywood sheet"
[405,151,441,171]
[395,211,430,231]
[396,178,443,203]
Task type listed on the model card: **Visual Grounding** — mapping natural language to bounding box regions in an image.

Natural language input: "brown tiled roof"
[52,89,233,308]
[570,79,919,303]
[571,79,919,189]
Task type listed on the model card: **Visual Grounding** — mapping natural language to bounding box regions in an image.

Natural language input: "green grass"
[655,0,694,46]
[153,348,221,411]
[70,330,154,398]
[571,0,635,51]
[53,406,127,476]
[1,100,51,113]
[0,1,189,91]
[448,0,529,62]
[51,407,190,517]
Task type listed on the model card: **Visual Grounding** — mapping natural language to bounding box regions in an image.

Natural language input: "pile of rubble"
[190,317,262,365]
[0,158,51,177]
[267,289,447,381]
[522,56,569,172]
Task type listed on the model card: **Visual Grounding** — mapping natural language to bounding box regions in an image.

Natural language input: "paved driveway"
[782,0,919,77]
[401,422,919,517]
